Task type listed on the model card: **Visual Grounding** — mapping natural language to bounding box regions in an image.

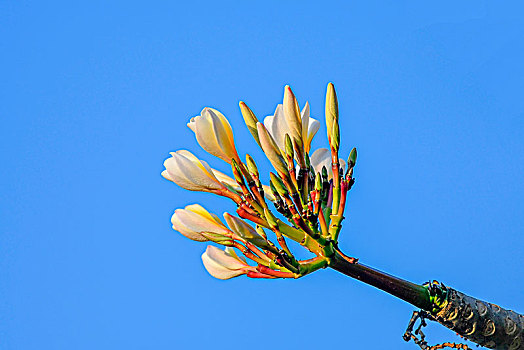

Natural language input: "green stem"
[330,249,432,311]
[299,256,328,276]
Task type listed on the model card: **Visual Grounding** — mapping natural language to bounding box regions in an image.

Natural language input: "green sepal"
[285,133,294,160]
[264,208,279,229]
[348,147,357,168]
[200,232,234,246]
[269,172,288,197]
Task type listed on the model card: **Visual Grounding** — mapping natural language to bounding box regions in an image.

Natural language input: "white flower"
[162,150,232,193]
[201,245,253,280]
[171,204,230,242]
[187,107,239,163]
[264,87,320,154]
[310,148,346,180]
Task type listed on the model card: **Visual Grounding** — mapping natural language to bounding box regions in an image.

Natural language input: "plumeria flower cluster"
[163,84,358,280]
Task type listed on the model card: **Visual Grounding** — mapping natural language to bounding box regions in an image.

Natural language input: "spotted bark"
[434,287,523,350]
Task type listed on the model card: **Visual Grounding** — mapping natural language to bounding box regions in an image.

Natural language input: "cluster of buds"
[163,83,357,280]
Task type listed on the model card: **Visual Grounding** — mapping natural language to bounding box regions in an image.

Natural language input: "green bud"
[348,147,357,168]
[315,172,322,192]
[255,225,267,239]
[325,82,338,142]
[231,159,245,186]
[321,166,328,181]
[269,180,279,197]
[283,86,304,154]
[269,260,281,270]
[239,101,261,148]
[245,154,259,177]
[285,134,294,159]
[264,208,279,229]
[270,172,288,197]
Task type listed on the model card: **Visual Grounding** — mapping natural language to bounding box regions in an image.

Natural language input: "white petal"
[310,148,331,172]
[339,158,347,173]
[167,153,222,191]
[310,148,346,179]
[161,170,174,181]
[307,118,320,138]
[164,151,223,192]
[185,204,225,226]
[205,108,237,162]
[263,104,289,151]
[301,101,310,144]
[176,150,218,180]
[202,249,246,280]
[187,116,197,132]
[171,211,209,241]
[204,245,247,270]
[173,209,230,236]
[163,156,206,191]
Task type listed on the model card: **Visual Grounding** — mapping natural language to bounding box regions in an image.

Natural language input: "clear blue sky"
[1,1,523,349]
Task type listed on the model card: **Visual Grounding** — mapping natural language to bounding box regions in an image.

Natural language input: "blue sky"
[1,1,523,349]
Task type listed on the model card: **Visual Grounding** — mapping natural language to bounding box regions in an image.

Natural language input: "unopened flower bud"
[270,172,288,197]
[239,101,261,148]
[292,137,305,168]
[269,180,279,198]
[231,159,245,186]
[322,166,328,182]
[187,108,239,163]
[263,208,279,229]
[283,85,303,153]
[315,172,322,192]
[171,204,230,242]
[257,122,289,176]
[348,147,357,168]
[325,83,338,143]
[245,154,259,177]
